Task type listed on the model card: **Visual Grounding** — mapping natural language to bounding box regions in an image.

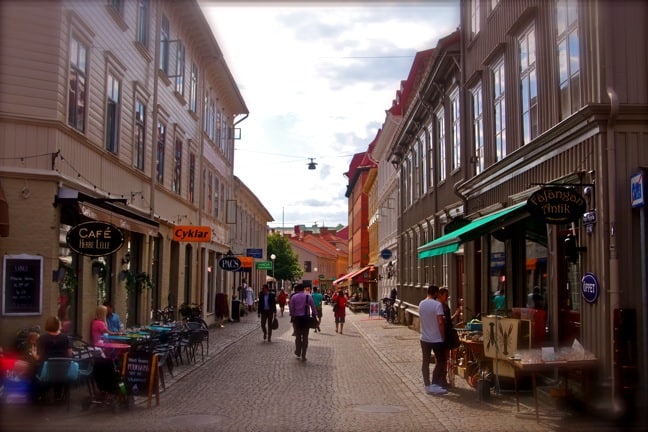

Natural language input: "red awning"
[332,266,372,285]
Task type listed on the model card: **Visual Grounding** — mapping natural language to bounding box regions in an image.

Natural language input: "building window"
[520,24,538,145]
[105,74,121,153]
[215,111,222,148]
[136,0,149,47]
[109,0,123,15]
[427,124,435,189]
[172,138,182,194]
[471,83,485,175]
[450,87,461,171]
[159,14,169,74]
[156,122,166,184]
[214,178,220,218]
[492,57,506,161]
[135,100,146,171]
[304,261,312,273]
[490,0,501,11]
[220,116,227,153]
[189,153,196,204]
[436,107,446,181]
[175,42,185,95]
[68,36,87,132]
[556,0,581,120]
[419,133,427,193]
[207,170,213,214]
[470,0,480,37]
[412,140,419,200]
[189,63,198,113]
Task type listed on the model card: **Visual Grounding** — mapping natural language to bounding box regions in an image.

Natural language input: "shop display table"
[507,349,598,422]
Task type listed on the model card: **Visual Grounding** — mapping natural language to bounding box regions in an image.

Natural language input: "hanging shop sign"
[444,217,471,234]
[581,272,600,304]
[526,186,586,224]
[218,255,242,271]
[66,221,124,257]
[173,225,211,242]
[380,248,392,260]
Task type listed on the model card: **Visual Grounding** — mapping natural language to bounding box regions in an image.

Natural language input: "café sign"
[66,221,124,257]
[218,255,242,272]
[526,186,586,224]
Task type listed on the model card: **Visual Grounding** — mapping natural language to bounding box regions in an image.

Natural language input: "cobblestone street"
[1,305,640,432]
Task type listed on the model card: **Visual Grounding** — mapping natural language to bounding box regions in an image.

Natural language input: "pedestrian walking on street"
[277,288,287,317]
[419,284,447,395]
[332,287,348,334]
[289,283,318,361]
[257,284,277,343]
[245,283,255,312]
[311,287,323,332]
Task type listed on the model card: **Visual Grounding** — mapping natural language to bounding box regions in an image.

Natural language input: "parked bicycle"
[381,298,399,324]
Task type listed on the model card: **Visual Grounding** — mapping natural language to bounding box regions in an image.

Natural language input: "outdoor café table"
[507,349,598,422]
[96,340,131,360]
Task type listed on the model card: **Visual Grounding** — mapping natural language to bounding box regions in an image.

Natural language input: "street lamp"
[270,254,276,289]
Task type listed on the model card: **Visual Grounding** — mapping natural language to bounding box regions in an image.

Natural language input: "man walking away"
[289,284,318,361]
[258,284,276,342]
[419,285,447,395]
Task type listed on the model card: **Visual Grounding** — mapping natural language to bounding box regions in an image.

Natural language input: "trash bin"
[231,299,240,322]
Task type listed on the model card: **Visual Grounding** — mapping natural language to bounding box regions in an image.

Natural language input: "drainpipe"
[606,87,619,402]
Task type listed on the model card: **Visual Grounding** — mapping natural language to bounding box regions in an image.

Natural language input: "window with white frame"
[156,121,166,184]
[471,0,480,37]
[159,15,169,74]
[207,170,213,214]
[105,74,121,154]
[492,57,506,161]
[436,107,446,181]
[175,42,185,95]
[412,140,419,201]
[189,63,198,113]
[450,87,461,171]
[471,82,485,175]
[172,138,182,194]
[427,123,435,189]
[419,132,427,194]
[136,0,149,47]
[520,23,538,145]
[68,36,87,132]
[134,100,146,171]
[189,153,196,204]
[556,0,581,120]
[215,111,222,148]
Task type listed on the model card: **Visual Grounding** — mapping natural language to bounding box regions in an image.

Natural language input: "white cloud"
[201,1,459,227]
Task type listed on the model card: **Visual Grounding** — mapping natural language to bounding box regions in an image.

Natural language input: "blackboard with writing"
[3,255,43,315]
[122,351,159,408]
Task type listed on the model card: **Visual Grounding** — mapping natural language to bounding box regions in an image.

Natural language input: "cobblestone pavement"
[1,306,642,432]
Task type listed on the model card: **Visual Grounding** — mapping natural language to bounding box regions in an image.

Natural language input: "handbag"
[271,317,279,330]
[332,300,339,313]
[304,296,318,329]
[447,327,460,350]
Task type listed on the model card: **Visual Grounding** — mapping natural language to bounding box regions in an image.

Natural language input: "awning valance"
[418,202,529,259]
[80,202,158,237]
[0,182,9,237]
[333,265,372,285]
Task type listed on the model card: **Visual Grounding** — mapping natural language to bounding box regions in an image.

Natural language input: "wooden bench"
[347,301,370,313]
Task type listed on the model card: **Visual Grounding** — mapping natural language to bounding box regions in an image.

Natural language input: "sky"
[200,1,459,228]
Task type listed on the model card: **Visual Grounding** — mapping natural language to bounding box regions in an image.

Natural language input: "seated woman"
[34,316,73,402]
[91,304,119,346]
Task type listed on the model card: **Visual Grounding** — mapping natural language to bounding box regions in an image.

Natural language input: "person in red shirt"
[331,288,348,334]
[277,288,287,317]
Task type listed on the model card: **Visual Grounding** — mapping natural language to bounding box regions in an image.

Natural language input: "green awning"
[418,202,529,259]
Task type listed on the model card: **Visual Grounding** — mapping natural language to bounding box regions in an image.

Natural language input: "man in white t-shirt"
[419,284,447,395]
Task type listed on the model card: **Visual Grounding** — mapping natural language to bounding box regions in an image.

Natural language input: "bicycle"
[382,298,399,324]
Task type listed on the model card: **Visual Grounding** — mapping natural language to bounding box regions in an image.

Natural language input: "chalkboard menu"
[122,351,159,408]
[3,254,43,316]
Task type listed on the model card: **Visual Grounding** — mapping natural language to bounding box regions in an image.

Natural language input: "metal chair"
[36,357,79,410]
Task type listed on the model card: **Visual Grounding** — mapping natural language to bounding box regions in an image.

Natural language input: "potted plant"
[121,269,154,295]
